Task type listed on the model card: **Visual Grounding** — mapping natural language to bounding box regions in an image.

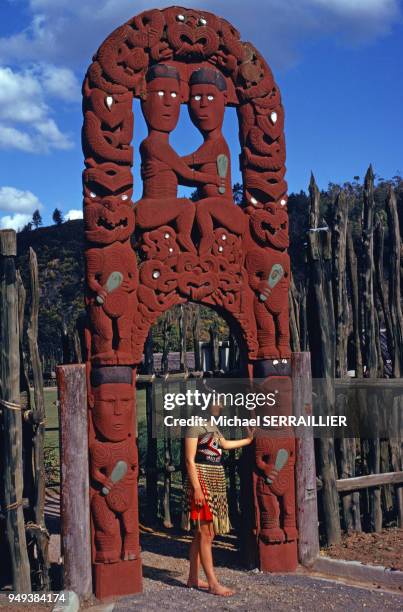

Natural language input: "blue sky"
[0,0,402,229]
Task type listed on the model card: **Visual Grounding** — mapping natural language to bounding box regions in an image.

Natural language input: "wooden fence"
[289,167,403,542]
[0,232,49,591]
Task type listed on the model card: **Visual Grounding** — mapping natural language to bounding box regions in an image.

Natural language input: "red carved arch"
[82,5,292,599]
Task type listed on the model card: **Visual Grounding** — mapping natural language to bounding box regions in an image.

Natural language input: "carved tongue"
[217,154,228,194]
[102,460,128,495]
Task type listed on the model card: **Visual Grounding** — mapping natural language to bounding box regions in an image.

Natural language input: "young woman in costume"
[182,402,254,597]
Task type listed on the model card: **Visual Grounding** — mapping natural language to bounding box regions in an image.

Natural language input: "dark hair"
[146,64,180,83]
[189,68,227,92]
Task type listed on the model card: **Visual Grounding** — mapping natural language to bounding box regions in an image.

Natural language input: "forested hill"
[16,220,85,365]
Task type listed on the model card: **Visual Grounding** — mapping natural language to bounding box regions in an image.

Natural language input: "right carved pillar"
[253,360,298,572]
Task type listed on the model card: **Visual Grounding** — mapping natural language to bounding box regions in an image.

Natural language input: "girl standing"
[182,403,254,596]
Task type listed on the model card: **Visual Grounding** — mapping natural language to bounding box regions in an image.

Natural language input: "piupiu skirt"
[181,463,230,535]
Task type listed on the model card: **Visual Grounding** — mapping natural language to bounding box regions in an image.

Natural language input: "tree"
[52,208,64,225]
[21,222,32,232]
[232,182,243,204]
[32,209,43,229]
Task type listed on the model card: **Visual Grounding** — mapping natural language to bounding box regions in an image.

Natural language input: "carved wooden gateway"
[82,5,296,598]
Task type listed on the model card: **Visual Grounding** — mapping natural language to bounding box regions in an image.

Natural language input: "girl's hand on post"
[245,426,255,442]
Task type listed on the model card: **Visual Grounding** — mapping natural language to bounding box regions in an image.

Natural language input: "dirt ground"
[324,528,403,571]
[112,529,403,611]
[2,492,403,611]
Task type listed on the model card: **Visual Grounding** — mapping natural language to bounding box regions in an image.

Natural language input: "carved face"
[250,205,289,250]
[165,9,219,58]
[92,383,134,442]
[141,77,181,133]
[84,198,135,244]
[255,376,292,422]
[189,83,226,133]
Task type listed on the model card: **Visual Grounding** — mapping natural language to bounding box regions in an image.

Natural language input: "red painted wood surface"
[57,364,92,600]
[82,6,291,597]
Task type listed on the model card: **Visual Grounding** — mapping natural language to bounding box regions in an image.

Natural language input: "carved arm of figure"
[90,453,115,493]
[248,263,270,298]
[182,140,223,168]
[256,450,276,481]
[141,140,220,187]
[86,249,107,302]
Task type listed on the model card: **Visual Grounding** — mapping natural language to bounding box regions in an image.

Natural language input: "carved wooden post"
[331,192,361,533]
[179,304,188,373]
[306,175,341,545]
[191,305,201,371]
[346,228,363,377]
[385,187,403,525]
[292,352,319,566]
[57,364,92,600]
[252,361,298,572]
[0,229,31,592]
[144,331,158,522]
[209,321,219,372]
[361,166,382,533]
[385,187,403,377]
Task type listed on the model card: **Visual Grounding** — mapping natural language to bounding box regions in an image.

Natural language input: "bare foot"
[187,579,209,590]
[209,583,235,597]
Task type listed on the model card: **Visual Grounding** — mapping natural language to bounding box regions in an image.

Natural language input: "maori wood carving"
[254,376,298,572]
[82,5,293,597]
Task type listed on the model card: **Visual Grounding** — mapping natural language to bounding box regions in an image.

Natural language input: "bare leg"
[198,521,234,597]
[196,199,247,256]
[135,198,196,254]
[187,531,208,589]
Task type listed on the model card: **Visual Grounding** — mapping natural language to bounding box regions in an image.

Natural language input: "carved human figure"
[134,64,221,254]
[89,375,139,563]
[184,67,248,255]
[246,248,290,358]
[86,240,138,364]
[254,377,297,544]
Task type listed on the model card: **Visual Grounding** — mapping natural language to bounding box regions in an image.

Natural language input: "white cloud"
[0,66,46,123]
[0,185,44,230]
[310,0,397,16]
[65,209,83,221]
[35,119,72,150]
[0,186,43,213]
[0,125,35,152]
[0,65,73,152]
[34,64,80,102]
[0,1,400,71]
[0,213,32,230]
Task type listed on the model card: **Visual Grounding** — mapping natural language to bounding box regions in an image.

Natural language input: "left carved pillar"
[82,53,141,596]
[88,366,142,599]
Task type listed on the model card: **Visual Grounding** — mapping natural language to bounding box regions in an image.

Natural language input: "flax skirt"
[181,463,230,535]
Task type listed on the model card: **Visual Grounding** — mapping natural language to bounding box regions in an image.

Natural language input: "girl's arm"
[218,427,255,450]
[185,436,205,506]
[219,436,254,450]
